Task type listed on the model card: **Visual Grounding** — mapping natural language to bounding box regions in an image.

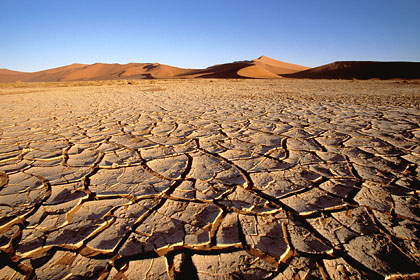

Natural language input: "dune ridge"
[3,58,419,82]
[180,56,309,79]
[0,56,308,82]
[0,62,196,82]
[253,55,311,75]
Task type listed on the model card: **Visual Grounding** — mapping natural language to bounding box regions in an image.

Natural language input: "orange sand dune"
[0,69,25,75]
[180,61,252,79]
[0,56,309,82]
[179,56,309,79]
[32,62,194,81]
[253,56,310,75]
[284,61,420,79]
[0,64,89,83]
[237,65,282,78]
[0,63,194,82]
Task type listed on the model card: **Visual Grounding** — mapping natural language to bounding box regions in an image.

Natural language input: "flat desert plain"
[0,79,419,279]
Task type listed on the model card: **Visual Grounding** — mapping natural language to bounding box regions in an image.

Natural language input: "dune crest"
[179,56,309,79]
[253,55,310,75]
[237,65,282,79]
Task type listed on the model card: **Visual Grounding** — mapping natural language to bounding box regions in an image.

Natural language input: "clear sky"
[1,0,419,72]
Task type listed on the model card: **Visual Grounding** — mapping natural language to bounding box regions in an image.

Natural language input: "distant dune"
[2,58,418,82]
[253,56,311,75]
[0,56,308,82]
[0,69,24,75]
[181,56,310,79]
[284,61,420,80]
[0,62,195,82]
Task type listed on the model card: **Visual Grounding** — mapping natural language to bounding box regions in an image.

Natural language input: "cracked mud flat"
[0,79,419,279]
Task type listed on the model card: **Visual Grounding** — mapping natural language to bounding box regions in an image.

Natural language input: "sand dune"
[2,59,419,82]
[179,56,309,79]
[284,61,420,79]
[0,62,194,82]
[181,61,253,79]
[237,65,282,78]
[0,69,24,75]
[0,64,88,83]
[253,55,310,75]
[0,56,309,82]
[62,63,194,80]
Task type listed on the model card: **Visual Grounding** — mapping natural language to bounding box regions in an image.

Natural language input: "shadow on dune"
[180,61,253,79]
[283,61,420,80]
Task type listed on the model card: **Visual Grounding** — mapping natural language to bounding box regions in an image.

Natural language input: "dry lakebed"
[0,79,419,279]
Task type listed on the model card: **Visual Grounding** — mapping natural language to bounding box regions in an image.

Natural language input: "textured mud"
[0,79,419,279]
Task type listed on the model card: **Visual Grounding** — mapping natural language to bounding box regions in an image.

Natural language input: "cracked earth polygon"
[0,79,419,279]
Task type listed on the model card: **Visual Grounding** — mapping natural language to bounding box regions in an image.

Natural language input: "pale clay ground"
[0,79,419,279]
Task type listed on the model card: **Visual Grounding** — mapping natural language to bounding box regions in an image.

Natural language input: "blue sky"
[1,0,419,72]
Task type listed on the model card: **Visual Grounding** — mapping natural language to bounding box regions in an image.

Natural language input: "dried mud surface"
[0,79,419,279]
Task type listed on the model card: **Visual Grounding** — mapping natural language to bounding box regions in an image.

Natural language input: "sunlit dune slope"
[0,56,309,82]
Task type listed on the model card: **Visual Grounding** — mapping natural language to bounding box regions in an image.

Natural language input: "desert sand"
[0,79,419,279]
[0,56,310,82]
[2,57,420,82]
